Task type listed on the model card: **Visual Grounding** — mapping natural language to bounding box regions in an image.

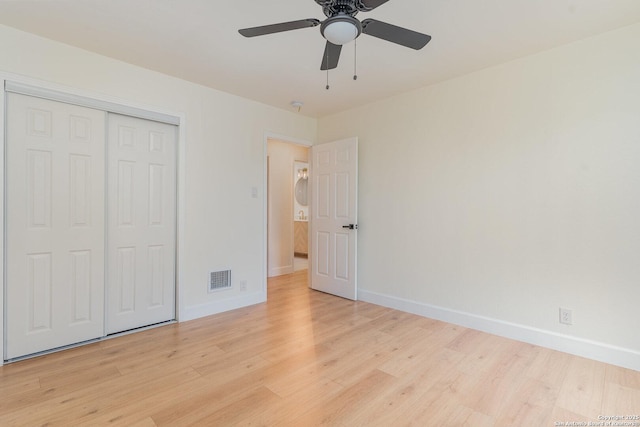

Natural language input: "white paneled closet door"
[5,93,106,359]
[106,114,177,334]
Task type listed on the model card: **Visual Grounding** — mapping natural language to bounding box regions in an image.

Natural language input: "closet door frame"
[0,76,185,365]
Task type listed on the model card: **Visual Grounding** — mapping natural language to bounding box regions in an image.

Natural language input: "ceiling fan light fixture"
[321,16,361,45]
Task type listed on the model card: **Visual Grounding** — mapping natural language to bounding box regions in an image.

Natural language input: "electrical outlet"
[559,307,573,325]
[240,280,247,292]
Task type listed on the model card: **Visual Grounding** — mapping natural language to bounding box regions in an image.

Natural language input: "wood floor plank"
[0,376,40,397]
[0,360,122,415]
[189,386,282,426]
[147,376,259,426]
[0,270,637,426]
[462,341,538,417]
[524,346,573,389]
[378,324,462,377]
[72,376,214,426]
[494,378,558,426]
[0,367,202,426]
[401,368,480,425]
[605,364,640,389]
[555,356,607,420]
[449,406,496,427]
[126,417,158,427]
[601,381,640,415]
[290,369,397,426]
[249,377,344,426]
[347,347,465,426]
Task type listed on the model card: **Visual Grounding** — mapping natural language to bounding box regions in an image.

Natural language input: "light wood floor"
[1,270,639,426]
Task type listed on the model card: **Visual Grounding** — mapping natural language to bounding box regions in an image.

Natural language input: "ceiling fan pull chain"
[353,38,358,81]
[326,50,330,90]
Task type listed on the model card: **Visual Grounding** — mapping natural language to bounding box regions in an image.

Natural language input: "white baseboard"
[180,291,265,322]
[268,265,294,277]
[358,289,640,372]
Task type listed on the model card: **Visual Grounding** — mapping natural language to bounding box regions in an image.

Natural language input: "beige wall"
[318,23,640,367]
[267,140,309,276]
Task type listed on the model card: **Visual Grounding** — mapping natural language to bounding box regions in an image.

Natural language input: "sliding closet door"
[106,114,177,334]
[5,93,106,359]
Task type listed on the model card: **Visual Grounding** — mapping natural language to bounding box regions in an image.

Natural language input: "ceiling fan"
[238,0,431,72]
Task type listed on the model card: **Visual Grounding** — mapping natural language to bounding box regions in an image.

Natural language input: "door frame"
[0,73,186,365]
[263,132,313,296]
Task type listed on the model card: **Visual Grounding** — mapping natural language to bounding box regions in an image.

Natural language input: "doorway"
[266,138,310,278]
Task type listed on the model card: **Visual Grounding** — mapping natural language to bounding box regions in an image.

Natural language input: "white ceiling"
[1,0,639,117]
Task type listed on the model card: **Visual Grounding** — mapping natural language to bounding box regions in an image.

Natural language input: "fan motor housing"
[315,0,359,17]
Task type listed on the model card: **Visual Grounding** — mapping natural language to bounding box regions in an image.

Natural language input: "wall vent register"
[209,270,232,292]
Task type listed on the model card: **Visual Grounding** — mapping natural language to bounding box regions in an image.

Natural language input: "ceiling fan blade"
[239,19,320,38]
[356,0,391,11]
[320,41,342,70]
[361,19,431,50]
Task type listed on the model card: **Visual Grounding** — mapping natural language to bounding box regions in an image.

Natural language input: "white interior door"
[106,114,177,334]
[310,137,358,300]
[5,93,106,359]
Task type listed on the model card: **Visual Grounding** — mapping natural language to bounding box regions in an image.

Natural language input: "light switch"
[251,187,258,198]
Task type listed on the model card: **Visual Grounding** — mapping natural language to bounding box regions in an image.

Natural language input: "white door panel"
[106,114,177,334]
[310,138,358,300]
[5,93,106,359]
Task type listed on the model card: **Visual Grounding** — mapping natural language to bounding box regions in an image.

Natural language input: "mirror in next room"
[294,162,308,219]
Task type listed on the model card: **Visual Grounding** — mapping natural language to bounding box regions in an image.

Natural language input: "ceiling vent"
[209,270,231,292]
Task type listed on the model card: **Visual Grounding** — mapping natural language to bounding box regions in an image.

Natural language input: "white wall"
[318,23,640,370]
[0,23,317,358]
[267,140,309,277]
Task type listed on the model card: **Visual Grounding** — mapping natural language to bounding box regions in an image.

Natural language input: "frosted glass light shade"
[323,20,358,45]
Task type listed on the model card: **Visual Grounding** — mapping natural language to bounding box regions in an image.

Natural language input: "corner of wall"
[180,291,266,322]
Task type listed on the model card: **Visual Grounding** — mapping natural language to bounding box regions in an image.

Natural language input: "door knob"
[342,224,358,230]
